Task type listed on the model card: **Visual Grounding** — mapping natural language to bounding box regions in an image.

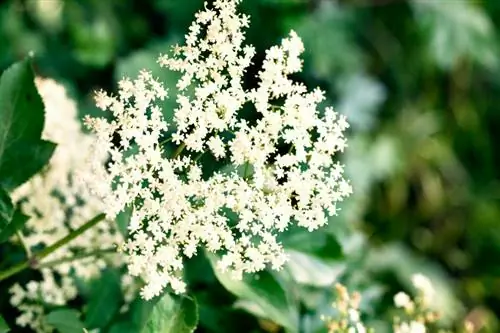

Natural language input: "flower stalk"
[0,213,106,281]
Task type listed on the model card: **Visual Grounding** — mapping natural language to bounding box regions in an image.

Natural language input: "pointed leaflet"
[0,58,56,192]
[84,270,122,329]
[142,294,198,333]
[45,309,85,333]
[207,253,299,332]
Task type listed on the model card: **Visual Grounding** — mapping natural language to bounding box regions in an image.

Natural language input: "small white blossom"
[394,291,412,309]
[411,273,435,304]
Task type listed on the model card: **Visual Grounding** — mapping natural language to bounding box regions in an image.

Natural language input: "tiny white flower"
[394,291,412,308]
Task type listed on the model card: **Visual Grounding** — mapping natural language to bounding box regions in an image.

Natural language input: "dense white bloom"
[9,78,125,332]
[85,0,352,299]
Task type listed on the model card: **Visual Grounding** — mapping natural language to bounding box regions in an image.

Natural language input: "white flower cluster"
[322,283,368,333]
[9,78,123,332]
[392,274,437,333]
[85,0,352,300]
[323,275,473,333]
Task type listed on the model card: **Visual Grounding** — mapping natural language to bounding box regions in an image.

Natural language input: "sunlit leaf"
[142,294,198,333]
[45,309,85,333]
[207,253,299,332]
[84,270,122,329]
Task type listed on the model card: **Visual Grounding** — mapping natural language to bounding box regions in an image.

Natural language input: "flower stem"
[16,230,32,258]
[0,213,106,282]
[172,142,186,159]
[35,247,116,270]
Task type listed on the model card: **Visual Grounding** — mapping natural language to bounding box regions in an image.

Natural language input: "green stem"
[35,247,116,270]
[159,137,173,146]
[0,213,106,282]
[172,142,186,159]
[16,230,32,258]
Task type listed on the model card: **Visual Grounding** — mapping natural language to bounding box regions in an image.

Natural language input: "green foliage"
[0,206,29,243]
[84,270,122,329]
[0,188,13,227]
[0,58,55,192]
[0,315,8,333]
[45,309,85,333]
[411,0,498,70]
[208,253,299,331]
[142,294,198,333]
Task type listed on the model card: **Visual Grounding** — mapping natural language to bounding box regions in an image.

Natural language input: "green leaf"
[0,140,56,192]
[411,0,498,70]
[45,309,85,333]
[297,2,362,78]
[207,253,299,331]
[84,270,122,329]
[0,187,13,226]
[108,321,137,333]
[0,315,9,333]
[130,298,157,329]
[0,58,56,191]
[0,207,29,243]
[285,250,346,287]
[281,227,343,260]
[142,294,198,333]
[0,58,45,155]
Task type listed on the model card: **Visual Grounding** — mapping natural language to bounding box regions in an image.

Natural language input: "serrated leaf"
[0,58,45,156]
[0,207,29,243]
[0,139,56,192]
[0,58,55,191]
[0,315,9,333]
[142,294,198,333]
[84,270,122,329]
[207,253,299,331]
[45,309,85,333]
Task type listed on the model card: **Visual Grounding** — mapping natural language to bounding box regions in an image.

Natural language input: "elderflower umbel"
[9,78,124,332]
[85,0,352,300]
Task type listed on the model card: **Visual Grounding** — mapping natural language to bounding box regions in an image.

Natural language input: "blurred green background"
[1,0,499,331]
